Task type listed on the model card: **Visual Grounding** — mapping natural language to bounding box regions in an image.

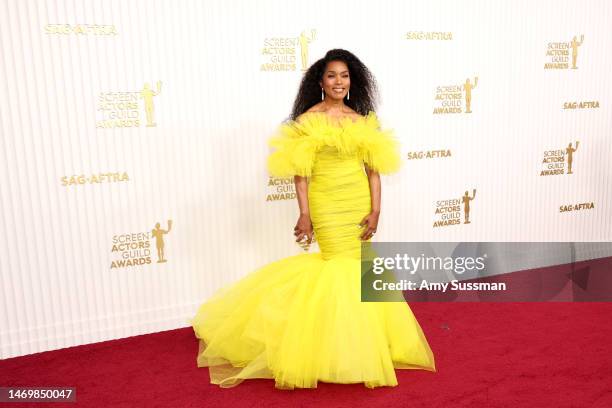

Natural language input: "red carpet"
[1,303,611,407]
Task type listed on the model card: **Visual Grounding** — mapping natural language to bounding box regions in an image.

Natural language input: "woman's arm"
[360,165,380,240]
[293,175,314,244]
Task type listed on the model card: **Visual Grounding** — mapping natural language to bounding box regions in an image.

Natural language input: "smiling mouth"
[332,88,345,93]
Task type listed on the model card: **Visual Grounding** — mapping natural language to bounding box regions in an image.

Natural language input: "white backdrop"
[1,0,611,358]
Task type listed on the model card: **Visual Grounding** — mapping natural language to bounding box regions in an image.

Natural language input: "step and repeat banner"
[0,0,610,358]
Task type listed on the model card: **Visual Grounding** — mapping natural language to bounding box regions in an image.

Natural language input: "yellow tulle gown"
[190,111,436,389]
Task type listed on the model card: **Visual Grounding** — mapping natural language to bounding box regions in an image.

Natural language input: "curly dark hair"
[288,49,379,121]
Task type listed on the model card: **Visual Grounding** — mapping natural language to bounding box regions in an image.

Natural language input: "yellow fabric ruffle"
[267,111,401,177]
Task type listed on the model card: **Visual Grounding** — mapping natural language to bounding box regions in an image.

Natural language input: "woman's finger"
[364,226,377,239]
[361,222,372,237]
[359,216,369,227]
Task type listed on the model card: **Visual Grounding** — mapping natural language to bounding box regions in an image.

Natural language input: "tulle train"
[189,252,436,389]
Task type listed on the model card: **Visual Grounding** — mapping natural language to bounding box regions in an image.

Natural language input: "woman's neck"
[320,99,349,113]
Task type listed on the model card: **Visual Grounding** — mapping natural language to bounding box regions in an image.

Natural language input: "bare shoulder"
[305,103,324,113]
[294,104,323,122]
[342,107,366,121]
[350,111,364,120]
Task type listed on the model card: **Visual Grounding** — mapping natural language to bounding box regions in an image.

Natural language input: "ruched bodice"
[308,145,370,259]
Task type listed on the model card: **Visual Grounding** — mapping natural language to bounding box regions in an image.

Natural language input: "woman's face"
[319,60,350,102]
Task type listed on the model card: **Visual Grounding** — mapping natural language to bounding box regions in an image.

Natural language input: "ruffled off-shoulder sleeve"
[266,119,317,177]
[356,112,401,174]
[266,111,402,177]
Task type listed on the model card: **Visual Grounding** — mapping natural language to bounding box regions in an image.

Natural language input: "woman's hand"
[294,214,314,245]
[359,211,379,240]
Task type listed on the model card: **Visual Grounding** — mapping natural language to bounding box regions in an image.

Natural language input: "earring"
[321,88,324,100]
[347,89,350,100]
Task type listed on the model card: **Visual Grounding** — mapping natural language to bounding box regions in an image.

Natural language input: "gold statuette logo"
[261,29,317,72]
[140,82,163,127]
[433,188,476,228]
[110,219,172,269]
[152,220,172,263]
[461,189,476,224]
[544,35,584,69]
[540,141,579,176]
[433,77,478,114]
[97,81,163,129]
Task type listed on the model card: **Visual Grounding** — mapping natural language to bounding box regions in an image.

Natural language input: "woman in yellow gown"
[190,49,435,389]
